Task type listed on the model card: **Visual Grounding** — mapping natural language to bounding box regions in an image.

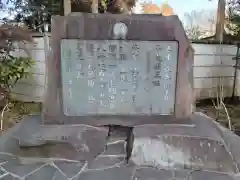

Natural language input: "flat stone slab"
[131,113,240,174]
[133,167,235,180]
[1,116,109,162]
[0,116,132,179]
[102,141,126,156]
[77,164,135,180]
[86,156,125,170]
[1,113,240,179]
[102,126,130,156]
[0,153,130,180]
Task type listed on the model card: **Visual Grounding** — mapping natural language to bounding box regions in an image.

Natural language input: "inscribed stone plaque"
[60,40,178,116]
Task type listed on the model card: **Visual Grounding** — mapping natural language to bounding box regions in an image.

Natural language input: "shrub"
[0,23,34,108]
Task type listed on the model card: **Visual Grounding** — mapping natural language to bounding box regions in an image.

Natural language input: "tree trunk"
[91,0,98,13]
[63,0,71,15]
[215,0,226,42]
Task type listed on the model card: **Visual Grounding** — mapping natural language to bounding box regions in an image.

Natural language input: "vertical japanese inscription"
[108,44,117,60]
[108,44,117,109]
[150,43,177,114]
[66,48,73,106]
[60,40,178,116]
[86,42,94,56]
[76,42,85,79]
[87,63,95,106]
[76,42,84,59]
[163,45,173,101]
[131,44,140,60]
[152,45,162,87]
[97,43,107,108]
[86,42,96,107]
[66,49,72,72]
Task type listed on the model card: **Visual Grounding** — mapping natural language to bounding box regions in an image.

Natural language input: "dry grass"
[197,102,240,128]
[1,99,239,132]
[0,101,42,132]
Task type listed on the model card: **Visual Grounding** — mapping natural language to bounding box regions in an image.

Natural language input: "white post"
[91,0,98,13]
[64,0,71,15]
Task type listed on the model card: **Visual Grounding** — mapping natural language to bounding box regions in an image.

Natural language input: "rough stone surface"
[1,113,240,179]
[53,160,86,179]
[87,156,125,170]
[6,116,109,162]
[45,13,195,125]
[133,167,235,180]
[0,174,21,180]
[102,126,129,156]
[103,141,126,156]
[77,163,135,180]
[0,116,131,180]
[0,168,6,176]
[1,159,45,178]
[131,113,240,174]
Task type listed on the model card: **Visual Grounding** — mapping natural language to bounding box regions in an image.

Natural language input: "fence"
[193,44,237,99]
[9,35,239,102]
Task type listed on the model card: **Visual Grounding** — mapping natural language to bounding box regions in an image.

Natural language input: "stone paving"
[0,153,130,179]
[0,113,240,179]
[0,116,131,180]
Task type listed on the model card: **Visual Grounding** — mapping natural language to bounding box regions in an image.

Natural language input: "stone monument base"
[0,113,238,179]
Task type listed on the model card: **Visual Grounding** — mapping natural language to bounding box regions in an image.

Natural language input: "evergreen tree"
[0,0,136,32]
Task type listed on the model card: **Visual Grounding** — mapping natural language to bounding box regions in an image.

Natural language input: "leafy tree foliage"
[227,0,240,37]
[0,0,136,32]
[0,23,34,107]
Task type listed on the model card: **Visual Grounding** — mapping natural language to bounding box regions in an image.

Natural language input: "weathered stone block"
[43,13,194,126]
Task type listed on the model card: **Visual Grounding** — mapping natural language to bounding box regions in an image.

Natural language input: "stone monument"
[1,13,240,180]
[43,13,195,126]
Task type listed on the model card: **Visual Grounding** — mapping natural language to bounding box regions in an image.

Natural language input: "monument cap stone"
[42,13,194,126]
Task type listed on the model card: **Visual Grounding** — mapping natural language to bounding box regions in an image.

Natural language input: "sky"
[0,0,219,23]
[161,0,218,20]
[134,0,218,22]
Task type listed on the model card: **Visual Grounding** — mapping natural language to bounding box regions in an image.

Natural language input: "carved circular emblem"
[113,22,128,39]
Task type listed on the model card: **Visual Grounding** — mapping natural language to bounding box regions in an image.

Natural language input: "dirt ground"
[196,99,240,129]
[1,101,42,132]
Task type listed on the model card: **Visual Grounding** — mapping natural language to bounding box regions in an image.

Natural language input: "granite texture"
[131,113,239,174]
[0,116,130,180]
[1,113,240,179]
